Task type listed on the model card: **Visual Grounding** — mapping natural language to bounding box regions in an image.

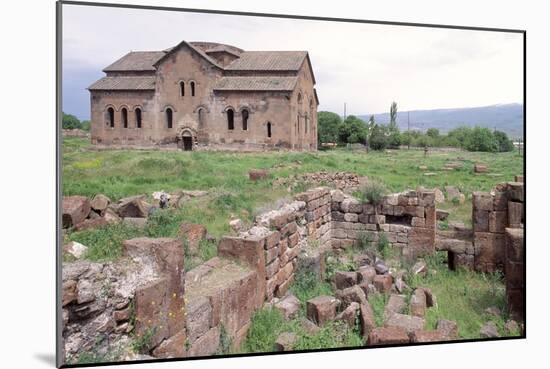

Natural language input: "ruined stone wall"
[330,189,436,260]
[472,182,524,273]
[505,228,524,320]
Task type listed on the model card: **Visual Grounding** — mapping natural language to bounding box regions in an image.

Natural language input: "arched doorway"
[179,127,196,151]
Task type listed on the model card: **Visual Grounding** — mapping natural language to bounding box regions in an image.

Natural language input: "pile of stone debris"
[273,171,368,193]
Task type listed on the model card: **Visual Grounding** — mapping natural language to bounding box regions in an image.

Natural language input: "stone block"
[436,319,458,340]
[474,232,505,271]
[288,232,300,247]
[411,217,425,227]
[335,302,360,328]
[507,182,524,202]
[152,330,187,358]
[408,227,435,256]
[473,210,490,232]
[116,195,150,218]
[493,191,509,211]
[306,295,339,326]
[508,201,523,227]
[179,223,207,254]
[505,228,524,262]
[335,285,368,308]
[357,265,376,285]
[274,332,297,351]
[368,327,410,345]
[410,330,448,343]
[90,194,111,212]
[489,211,507,233]
[134,278,170,349]
[474,164,488,173]
[383,294,406,320]
[384,313,425,334]
[334,271,358,290]
[280,221,298,237]
[274,294,300,320]
[410,289,427,317]
[249,169,268,181]
[344,213,359,222]
[265,230,281,249]
[62,196,91,228]
[369,214,386,224]
[373,274,393,293]
[331,211,345,222]
[187,326,220,357]
[341,198,363,213]
[473,192,493,211]
[265,246,279,265]
[359,302,376,338]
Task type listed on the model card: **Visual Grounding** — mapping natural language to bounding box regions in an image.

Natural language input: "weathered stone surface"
[274,294,300,320]
[335,301,360,328]
[436,319,458,339]
[300,317,321,335]
[334,271,358,290]
[134,278,170,349]
[103,208,121,224]
[152,330,187,358]
[187,326,220,357]
[446,186,465,204]
[359,302,376,338]
[508,201,523,227]
[480,321,499,338]
[507,182,524,202]
[474,164,488,173]
[306,295,339,326]
[357,265,376,284]
[410,330,448,343]
[505,228,524,262]
[63,241,88,259]
[374,260,389,275]
[274,332,297,351]
[249,169,269,181]
[368,326,410,345]
[63,196,91,228]
[74,217,109,231]
[411,260,427,276]
[336,285,368,308]
[436,209,449,221]
[384,313,425,334]
[341,198,363,213]
[179,223,207,253]
[186,296,212,343]
[504,320,520,335]
[373,274,393,293]
[116,195,150,218]
[410,289,427,317]
[474,232,505,272]
[408,227,435,256]
[90,194,111,212]
[434,188,445,203]
[62,280,78,307]
[384,294,406,320]
[123,217,147,229]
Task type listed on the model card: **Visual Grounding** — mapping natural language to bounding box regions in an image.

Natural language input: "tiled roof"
[225,51,307,71]
[213,76,298,91]
[88,76,156,90]
[103,51,166,72]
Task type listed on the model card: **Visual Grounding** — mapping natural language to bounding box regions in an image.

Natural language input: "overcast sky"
[62,4,523,120]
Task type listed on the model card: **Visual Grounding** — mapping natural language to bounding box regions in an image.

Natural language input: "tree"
[463,126,498,152]
[426,128,440,139]
[317,111,342,144]
[62,112,81,130]
[493,130,514,152]
[338,115,368,144]
[389,101,398,133]
[80,120,91,131]
[369,124,388,150]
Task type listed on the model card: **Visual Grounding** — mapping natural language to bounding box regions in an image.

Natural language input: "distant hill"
[358,103,524,139]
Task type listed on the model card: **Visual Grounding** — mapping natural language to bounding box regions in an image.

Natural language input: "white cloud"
[63,4,523,115]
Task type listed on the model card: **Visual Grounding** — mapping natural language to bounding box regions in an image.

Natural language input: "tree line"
[317,102,515,152]
[62,112,90,131]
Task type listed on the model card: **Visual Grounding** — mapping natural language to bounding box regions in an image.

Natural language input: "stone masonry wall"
[330,189,436,260]
[472,181,524,273]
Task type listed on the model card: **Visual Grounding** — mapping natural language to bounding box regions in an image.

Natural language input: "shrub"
[62,112,81,130]
[368,125,388,151]
[463,127,498,152]
[358,180,388,206]
[494,130,514,152]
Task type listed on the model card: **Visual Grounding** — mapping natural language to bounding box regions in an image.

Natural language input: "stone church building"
[88,41,319,151]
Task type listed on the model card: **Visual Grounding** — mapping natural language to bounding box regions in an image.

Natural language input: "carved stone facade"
[88,41,319,151]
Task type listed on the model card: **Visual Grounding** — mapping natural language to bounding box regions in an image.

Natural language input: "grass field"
[63,137,523,349]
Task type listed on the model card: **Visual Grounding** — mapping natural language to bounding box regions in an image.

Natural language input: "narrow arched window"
[242,109,249,131]
[191,81,196,96]
[107,107,115,127]
[267,122,272,138]
[198,108,204,128]
[166,108,173,129]
[227,109,234,130]
[179,81,185,97]
[135,108,142,128]
[121,108,128,128]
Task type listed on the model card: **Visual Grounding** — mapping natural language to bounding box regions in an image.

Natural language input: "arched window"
[135,108,142,128]
[267,122,272,138]
[106,107,115,127]
[166,108,173,129]
[227,108,234,130]
[242,109,249,131]
[121,108,128,128]
[190,81,196,96]
[179,81,185,97]
[197,108,205,128]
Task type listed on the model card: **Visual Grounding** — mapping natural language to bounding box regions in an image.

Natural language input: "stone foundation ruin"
[61,179,525,363]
